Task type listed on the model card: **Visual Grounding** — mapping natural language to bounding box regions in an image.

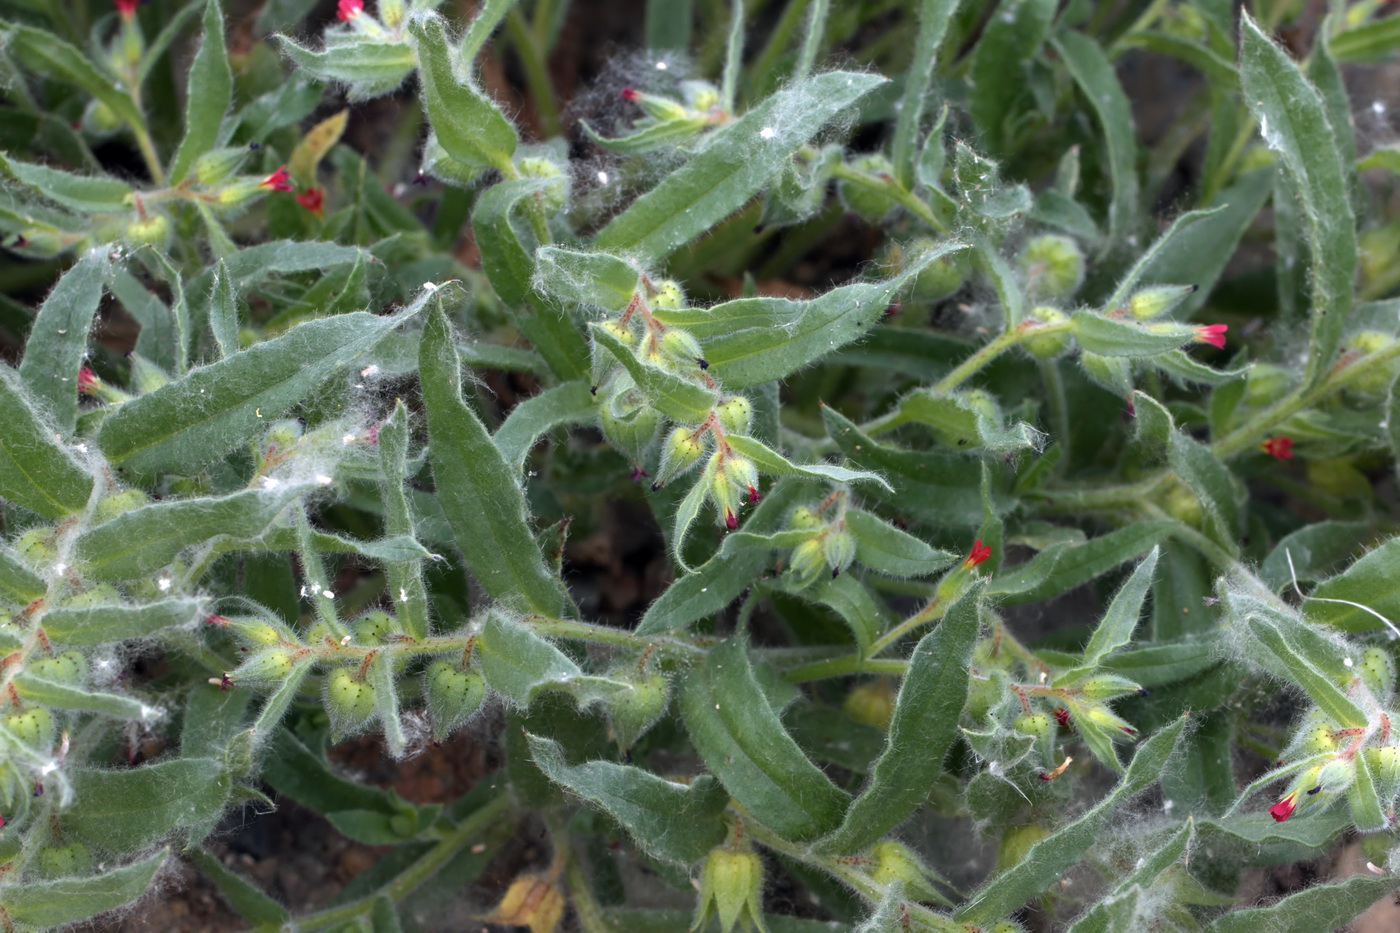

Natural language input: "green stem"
[125,86,166,187]
[779,656,910,683]
[1038,357,1071,468]
[504,8,562,138]
[929,320,1067,395]
[297,793,512,930]
[828,160,948,233]
[748,0,812,96]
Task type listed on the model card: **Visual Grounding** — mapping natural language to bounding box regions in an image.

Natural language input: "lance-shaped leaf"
[1247,616,1366,727]
[680,636,849,841]
[726,434,892,491]
[1077,546,1159,669]
[817,586,982,853]
[4,24,144,129]
[1207,874,1400,933]
[63,758,231,851]
[377,401,430,641]
[1305,535,1400,632]
[845,509,956,578]
[278,36,417,99]
[476,611,580,707]
[14,674,159,720]
[408,15,517,177]
[590,321,716,423]
[494,381,598,473]
[420,305,567,617]
[594,71,886,261]
[955,716,1187,925]
[1071,313,1204,358]
[1065,821,1193,933]
[0,850,167,929]
[40,598,203,646]
[1239,12,1356,385]
[664,243,963,389]
[526,733,728,865]
[76,487,306,581]
[99,309,413,474]
[0,154,134,214]
[668,469,713,573]
[0,545,45,604]
[533,247,641,313]
[866,389,1042,454]
[0,363,93,519]
[168,0,232,185]
[19,245,109,435]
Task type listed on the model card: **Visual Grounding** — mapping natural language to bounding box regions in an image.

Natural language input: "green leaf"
[278,36,417,100]
[1238,11,1356,384]
[1305,535,1400,633]
[0,363,93,520]
[377,401,430,642]
[0,154,134,214]
[1066,821,1193,933]
[40,597,203,645]
[420,304,567,617]
[1170,431,1243,551]
[867,388,1042,454]
[726,433,892,491]
[845,508,956,578]
[954,716,1187,925]
[890,0,962,187]
[168,0,232,185]
[1070,312,1201,357]
[1247,616,1366,727]
[994,522,1173,605]
[472,179,590,381]
[13,673,155,720]
[668,470,712,573]
[76,487,306,581]
[4,24,144,130]
[0,544,45,604]
[0,850,166,928]
[476,611,580,707]
[968,0,1055,157]
[188,847,289,927]
[1207,874,1400,933]
[408,15,517,177]
[590,321,716,423]
[680,636,849,841]
[19,245,109,435]
[99,309,412,474]
[1052,30,1138,246]
[533,247,640,313]
[1101,636,1221,688]
[526,733,728,865]
[793,572,886,658]
[64,758,231,851]
[594,71,885,261]
[494,382,597,473]
[208,260,239,359]
[817,586,981,853]
[1079,546,1159,668]
[1329,15,1400,64]
[670,244,964,389]
[1262,523,1372,596]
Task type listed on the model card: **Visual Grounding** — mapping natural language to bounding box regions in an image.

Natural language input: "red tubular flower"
[1193,323,1229,349]
[78,368,99,396]
[621,87,641,102]
[748,485,760,505]
[115,0,138,18]
[1268,791,1298,822]
[724,509,738,531]
[1053,707,1072,728]
[260,165,293,192]
[295,187,325,218]
[337,0,363,21]
[1261,436,1294,460]
[964,539,992,568]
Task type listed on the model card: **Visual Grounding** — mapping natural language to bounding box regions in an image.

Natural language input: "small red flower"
[115,0,138,18]
[1261,436,1294,460]
[78,368,99,396]
[295,187,325,217]
[1053,707,1072,729]
[724,508,738,531]
[1268,791,1298,822]
[964,539,992,568]
[621,87,641,102]
[747,484,760,505]
[337,0,363,21]
[260,165,293,192]
[1193,323,1228,349]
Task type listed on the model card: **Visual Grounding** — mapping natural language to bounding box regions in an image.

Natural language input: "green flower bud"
[27,650,87,685]
[379,0,405,26]
[591,320,636,386]
[659,328,705,369]
[1361,647,1396,700]
[223,617,290,648]
[682,81,721,112]
[1080,675,1144,701]
[1344,331,1400,395]
[37,842,92,879]
[607,671,669,750]
[213,177,269,211]
[1314,757,1356,797]
[1013,712,1053,741]
[1365,745,1400,798]
[1080,351,1133,397]
[786,507,822,531]
[821,527,856,578]
[325,667,377,733]
[13,526,58,568]
[124,213,171,249]
[263,419,303,454]
[652,279,686,311]
[598,388,661,466]
[716,396,753,435]
[623,87,690,122]
[1162,482,1203,529]
[4,707,54,749]
[92,488,149,525]
[1082,704,1137,741]
[1022,307,1074,358]
[352,609,398,645]
[1128,284,1198,320]
[1020,234,1085,299]
[228,647,296,685]
[654,426,705,489]
[193,147,250,186]
[868,840,945,904]
[844,678,897,731]
[708,454,742,530]
[81,99,123,136]
[516,156,569,212]
[997,822,1050,872]
[693,845,765,933]
[788,538,826,586]
[838,154,900,222]
[722,455,760,506]
[127,353,170,394]
[424,659,487,741]
[883,239,968,304]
